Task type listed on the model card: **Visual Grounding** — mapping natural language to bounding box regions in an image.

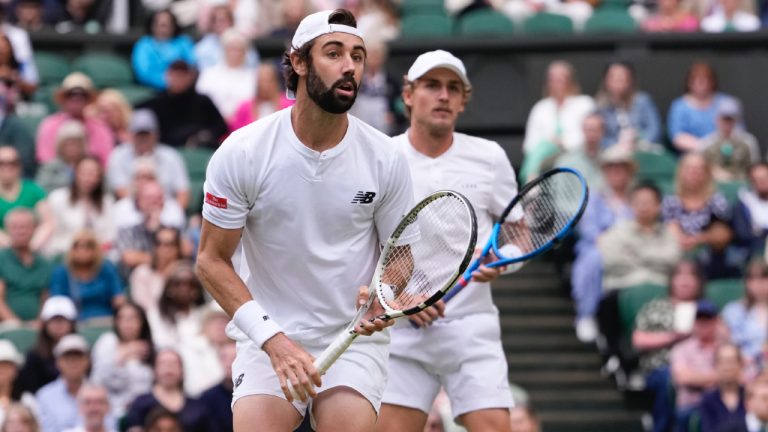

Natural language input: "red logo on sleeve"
[205,192,228,209]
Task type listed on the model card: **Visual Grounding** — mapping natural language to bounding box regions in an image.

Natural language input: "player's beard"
[306,63,358,114]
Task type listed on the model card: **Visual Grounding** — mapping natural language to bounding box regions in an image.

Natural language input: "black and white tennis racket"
[290,190,476,397]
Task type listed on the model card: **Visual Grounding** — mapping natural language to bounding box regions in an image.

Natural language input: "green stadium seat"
[457,9,515,36]
[188,179,205,215]
[72,53,134,88]
[179,148,214,182]
[688,409,701,432]
[716,180,746,205]
[634,149,678,194]
[401,14,455,38]
[618,283,667,336]
[115,85,156,106]
[584,9,638,33]
[31,84,59,114]
[599,0,632,10]
[0,327,38,354]
[523,13,574,35]
[400,0,446,16]
[34,51,71,86]
[17,113,47,138]
[704,278,744,310]
[80,326,111,347]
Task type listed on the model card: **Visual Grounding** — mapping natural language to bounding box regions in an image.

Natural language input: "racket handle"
[288,329,359,400]
[442,274,471,303]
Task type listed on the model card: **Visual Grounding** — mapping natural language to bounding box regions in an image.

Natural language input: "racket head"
[490,167,589,266]
[373,190,477,318]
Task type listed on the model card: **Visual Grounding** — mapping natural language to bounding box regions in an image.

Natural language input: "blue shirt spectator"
[667,93,739,146]
[132,9,196,90]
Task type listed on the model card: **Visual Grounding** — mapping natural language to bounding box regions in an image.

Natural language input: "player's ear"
[291,51,308,77]
[402,78,414,110]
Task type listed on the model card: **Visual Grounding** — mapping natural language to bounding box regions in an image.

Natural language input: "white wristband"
[233,300,283,348]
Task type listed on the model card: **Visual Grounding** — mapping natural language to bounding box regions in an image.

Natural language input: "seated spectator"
[509,405,540,432]
[0,403,40,432]
[124,349,210,432]
[521,60,595,181]
[595,61,662,149]
[641,0,698,32]
[91,302,154,418]
[633,259,704,432]
[138,60,228,149]
[348,38,401,136]
[0,34,34,97]
[131,9,195,90]
[198,341,234,432]
[702,0,760,31]
[699,343,747,432]
[553,113,605,191]
[0,8,38,96]
[194,4,258,71]
[354,0,401,42]
[722,260,768,366]
[670,300,723,431]
[17,296,77,394]
[89,89,133,147]
[13,0,44,32]
[0,340,35,425]
[701,99,759,182]
[106,109,189,209]
[129,227,183,313]
[228,62,292,132]
[48,0,105,33]
[0,75,35,178]
[50,230,126,324]
[734,163,768,256]
[146,262,206,351]
[35,120,88,193]
[36,73,114,166]
[571,146,635,343]
[269,0,308,39]
[112,161,186,231]
[63,385,115,432]
[0,146,53,250]
[668,62,742,153]
[44,156,116,259]
[143,407,182,432]
[179,302,226,397]
[0,208,52,323]
[714,374,768,432]
[664,153,736,279]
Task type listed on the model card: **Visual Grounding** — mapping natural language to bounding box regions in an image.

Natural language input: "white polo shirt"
[392,131,518,318]
[203,107,414,344]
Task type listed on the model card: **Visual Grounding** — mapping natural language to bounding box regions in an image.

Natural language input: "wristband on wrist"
[233,300,283,348]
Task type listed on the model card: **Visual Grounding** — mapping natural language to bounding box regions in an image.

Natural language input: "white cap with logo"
[407,50,472,91]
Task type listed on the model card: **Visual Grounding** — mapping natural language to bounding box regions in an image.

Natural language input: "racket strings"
[378,195,473,311]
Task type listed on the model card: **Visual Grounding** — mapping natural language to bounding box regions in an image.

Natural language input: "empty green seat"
[72,53,133,88]
[704,278,744,310]
[17,113,47,138]
[716,180,747,205]
[634,150,678,188]
[0,327,38,354]
[401,14,454,38]
[457,9,515,36]
[618,283,667,336]
[116,85,156,106]
[401,0,445,15]
[179,148,214,182]
[31,84,59,113]
[80,326,111,347]
[34,51,71,86]
[187,179,205,215]
[523,13,574,35]
[584,9,638,33]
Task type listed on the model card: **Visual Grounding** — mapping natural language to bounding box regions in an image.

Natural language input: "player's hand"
[356,286,395,336]
[262,333,321,403]
[407,300,445,328]
[471,264,503,283]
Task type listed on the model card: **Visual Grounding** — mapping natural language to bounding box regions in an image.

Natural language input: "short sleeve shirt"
[0,180,46,229]
[0,248,51,320]
[635,298,675,372]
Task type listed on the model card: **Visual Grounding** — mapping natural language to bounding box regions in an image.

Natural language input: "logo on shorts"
[205,192,228,209]
[351,191,376,204]
[234,373,244,389]
[262,315,270,321]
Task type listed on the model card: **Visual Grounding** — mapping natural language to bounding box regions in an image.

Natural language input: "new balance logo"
[351,191,376,204]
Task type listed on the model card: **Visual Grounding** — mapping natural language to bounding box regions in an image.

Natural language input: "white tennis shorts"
[231,331,389,421]
[382,313,513,418]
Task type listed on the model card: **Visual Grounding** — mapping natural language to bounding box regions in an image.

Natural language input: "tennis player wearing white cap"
[377,50,517,432]
[195,8,414,432]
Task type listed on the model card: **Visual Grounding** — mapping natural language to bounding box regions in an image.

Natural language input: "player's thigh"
[459,408,512,432]
[313,386,377,432]
[376,403,428,432]
[233,394,302,432]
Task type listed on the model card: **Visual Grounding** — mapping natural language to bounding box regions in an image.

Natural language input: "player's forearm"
[195,251,255,317]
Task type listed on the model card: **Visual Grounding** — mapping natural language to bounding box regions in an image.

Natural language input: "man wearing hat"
[376,49,518,432]
[36,72,114,166]
[106,108,190,209]
[702,99,759,182]
[196,8,413,432]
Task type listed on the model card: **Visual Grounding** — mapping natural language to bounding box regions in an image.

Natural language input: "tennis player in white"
[195,9,414,432]
[377,50,518,432]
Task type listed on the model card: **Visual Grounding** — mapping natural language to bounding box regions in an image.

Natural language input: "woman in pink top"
[642,0,699,32]
[228,63,293,132]
[35,73,115,166]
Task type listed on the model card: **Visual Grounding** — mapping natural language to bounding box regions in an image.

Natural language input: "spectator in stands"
[129,227,183,313]
[50,229,126,324]
[0,7,37,96]
[195,29,256,121]
[146,261,206,351]
[138,60,228,149]
[13,0,44,32]
[702,0,760,31]
[179,302,225,397]
[521,60,595,181]
[1,403,39,432]
[0,74,34,179]
[89,89,133,147]
[641,0,698,32]
[106,109,190,209]
[198,340,234,432]
[633,259,704,432]
[733,163,768,257]
[48,0,105,33]
[0,340,35,425]
[554,113,605,191]
[721,260,768,367]
[571,146,635,343]
[663,153,736,279]
[670,299,723,431]
[269,0,310,38]
[228,62,292,132]
[668,62,742,153]
[143,407,181,432]
[36,73,114,166]
[113,160,186,231]
[124,348,210,432]
[509,405,540,432]
[132,9,195,90]
[64,384,114,432]
[349,38,401,135]
[699,343,747,432]
[17,296,77,394]
[714,374,768,432]
[34,120,87,193]
[44,156,116,259]
[0,208,52,323]
[194,4,258,70]
[701,99,759,182]
[595,61,662,149]
[91,302,154,418]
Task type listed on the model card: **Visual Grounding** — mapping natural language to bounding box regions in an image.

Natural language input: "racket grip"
[288,329,359,400]
[442,274,471,303]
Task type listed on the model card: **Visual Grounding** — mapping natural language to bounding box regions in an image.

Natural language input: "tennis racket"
[290,190,477,398]
[440,167,589,304]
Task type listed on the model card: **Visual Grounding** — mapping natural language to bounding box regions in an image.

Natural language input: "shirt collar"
[746,413,764,432]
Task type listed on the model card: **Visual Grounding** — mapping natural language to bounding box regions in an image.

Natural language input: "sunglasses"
[0,159,19,167]
[73,241,96,249]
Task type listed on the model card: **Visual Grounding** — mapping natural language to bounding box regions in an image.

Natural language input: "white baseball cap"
[291,10,363,53]
[0,340,22,366]
[407,50,472,90]
[53,334,89,357]
[40,296,78,321]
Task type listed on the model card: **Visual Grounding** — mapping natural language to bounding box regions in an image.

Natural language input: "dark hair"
[158,261,206,324]
[151,227,182,270]
[744,259,768,309]
[595,60,636,109]
[153,348,185,390]
[631,181,662,203]
[0,34,19,71]
[33,316,77,359]
[69,156,105,212]
[114,302,156,366]
[146,9,180,38]
[281,9,358,95]
[669,258,705,298]
[686,61,718,94]
[145,406,181,430]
